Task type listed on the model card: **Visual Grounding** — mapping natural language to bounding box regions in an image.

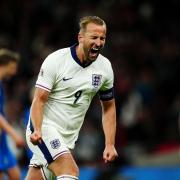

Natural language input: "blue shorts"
[0,132,17,171]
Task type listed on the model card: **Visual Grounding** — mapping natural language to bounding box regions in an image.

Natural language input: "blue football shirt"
[0,81,17,171]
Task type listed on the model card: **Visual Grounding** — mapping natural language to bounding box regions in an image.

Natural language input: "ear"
[78,33,83,44]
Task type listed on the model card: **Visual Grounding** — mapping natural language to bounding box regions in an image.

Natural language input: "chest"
[54,63,105,94]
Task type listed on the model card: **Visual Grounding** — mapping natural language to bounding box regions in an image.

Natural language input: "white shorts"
[26,124,70,168]
[29,163,55,180]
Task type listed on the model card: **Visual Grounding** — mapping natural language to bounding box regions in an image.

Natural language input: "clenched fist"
[103,145,118,163]
[30,130,42,145]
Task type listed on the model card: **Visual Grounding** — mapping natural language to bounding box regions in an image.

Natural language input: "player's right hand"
[30,130,42,145]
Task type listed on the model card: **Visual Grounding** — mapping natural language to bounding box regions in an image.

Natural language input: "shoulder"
[96,54,112,70]
[45,47,70,64]
[40,47,71,74]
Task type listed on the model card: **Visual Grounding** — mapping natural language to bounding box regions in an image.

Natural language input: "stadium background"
[0,0,180,179]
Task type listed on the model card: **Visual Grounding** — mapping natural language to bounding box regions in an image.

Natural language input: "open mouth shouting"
[88,47,101,60]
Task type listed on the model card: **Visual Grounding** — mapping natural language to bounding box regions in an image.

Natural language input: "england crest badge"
[92,74,102,88]
[50,139,61,149]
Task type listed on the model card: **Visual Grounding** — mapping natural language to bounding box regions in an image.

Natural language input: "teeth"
[92,48,99,51]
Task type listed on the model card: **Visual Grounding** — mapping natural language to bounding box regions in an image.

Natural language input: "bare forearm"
[102,111,116,146]
[30,98,44,131]
[30,88,49,133]
[0,114,18,137]
[102,101,118,163]
[0,114,24,147]
[101,99,116,146]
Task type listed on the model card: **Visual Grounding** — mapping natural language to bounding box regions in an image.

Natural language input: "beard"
[83,44,102,63]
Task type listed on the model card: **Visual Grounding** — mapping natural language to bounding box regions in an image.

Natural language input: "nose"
[95,38,101,47]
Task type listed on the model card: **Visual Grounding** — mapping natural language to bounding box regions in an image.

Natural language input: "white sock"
[57,175,78,180]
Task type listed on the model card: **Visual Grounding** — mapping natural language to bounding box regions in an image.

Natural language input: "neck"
[76,44,85,63]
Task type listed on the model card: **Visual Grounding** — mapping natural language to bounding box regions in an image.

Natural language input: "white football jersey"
[28,44,114,149]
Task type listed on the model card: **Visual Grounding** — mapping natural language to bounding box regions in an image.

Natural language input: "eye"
[100,37,106,41]
[91,36,97,39]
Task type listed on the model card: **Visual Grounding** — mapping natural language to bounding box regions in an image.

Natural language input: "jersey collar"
[70,43,93,68]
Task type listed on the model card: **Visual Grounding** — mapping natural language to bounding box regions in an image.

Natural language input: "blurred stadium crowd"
[0,0,180,174]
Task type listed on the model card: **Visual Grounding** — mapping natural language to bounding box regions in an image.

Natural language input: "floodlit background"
[0,0,180,179]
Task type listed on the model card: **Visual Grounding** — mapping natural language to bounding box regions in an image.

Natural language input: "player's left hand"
[103,145,118,163]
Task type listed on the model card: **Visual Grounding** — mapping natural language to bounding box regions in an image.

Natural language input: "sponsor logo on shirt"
[62,77,73,81]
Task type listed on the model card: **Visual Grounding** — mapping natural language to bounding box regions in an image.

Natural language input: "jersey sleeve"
[35,55,57,92]
[98,62,114,101]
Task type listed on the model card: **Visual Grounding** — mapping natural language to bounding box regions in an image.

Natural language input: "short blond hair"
[79,16,106,32]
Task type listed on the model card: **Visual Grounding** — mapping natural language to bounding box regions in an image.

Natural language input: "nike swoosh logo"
[62,77,73,81]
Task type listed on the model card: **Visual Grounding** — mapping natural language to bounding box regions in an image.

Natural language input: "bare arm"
[101,99,118,163]
[30,87,49,145]
[0,114,24,147]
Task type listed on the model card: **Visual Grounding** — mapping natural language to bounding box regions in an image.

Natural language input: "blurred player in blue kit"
[0,49,24,180]
[26,16,118,180]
